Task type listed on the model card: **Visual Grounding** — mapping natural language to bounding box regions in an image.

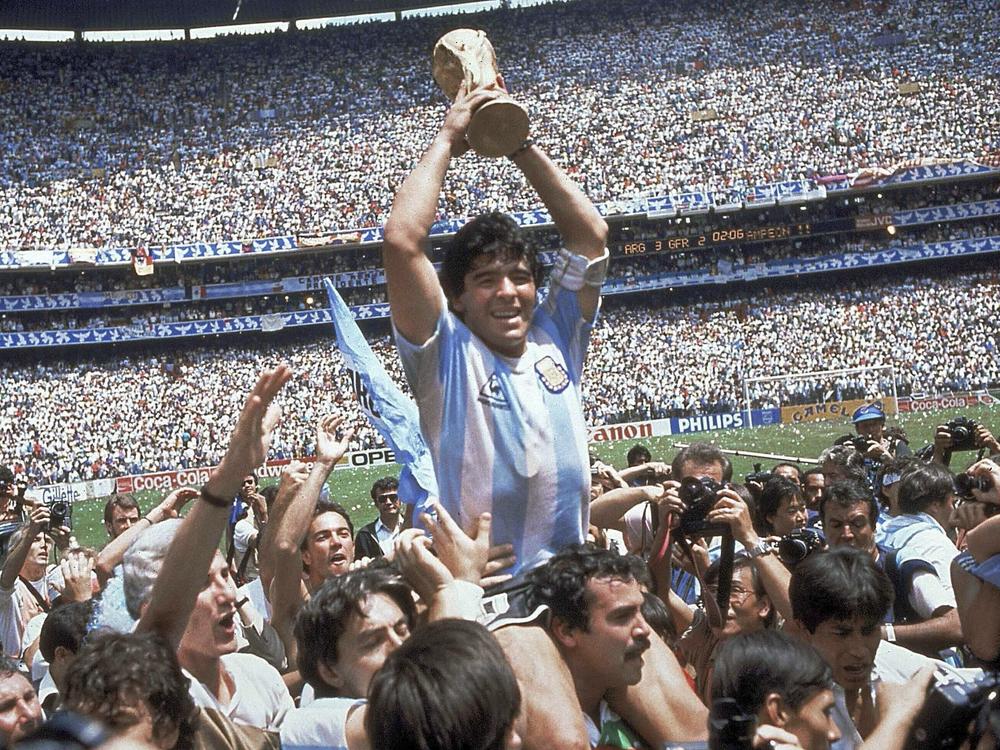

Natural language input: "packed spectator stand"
[2,0,999,251]
[2,0,1000,747]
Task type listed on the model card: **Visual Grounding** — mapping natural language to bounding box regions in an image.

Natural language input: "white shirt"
[280,696,364,750]
[184,652,293,731]
[373,518,400,557]
[881,512,958,606]
[0,572,52,658]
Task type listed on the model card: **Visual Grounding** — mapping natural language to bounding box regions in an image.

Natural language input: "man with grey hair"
[123,366,302,733]
[819,443,868,486]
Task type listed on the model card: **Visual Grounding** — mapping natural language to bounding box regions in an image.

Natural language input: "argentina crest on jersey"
[534,355,570,393]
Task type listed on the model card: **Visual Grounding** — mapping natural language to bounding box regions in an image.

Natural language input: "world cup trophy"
[432,29,529,158]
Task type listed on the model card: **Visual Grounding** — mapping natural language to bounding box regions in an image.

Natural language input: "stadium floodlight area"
[742,365,899,428]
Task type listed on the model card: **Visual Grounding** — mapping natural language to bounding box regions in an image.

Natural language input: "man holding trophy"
[381,29,707,749]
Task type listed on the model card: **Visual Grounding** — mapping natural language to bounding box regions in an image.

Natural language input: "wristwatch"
[746,540,774,559]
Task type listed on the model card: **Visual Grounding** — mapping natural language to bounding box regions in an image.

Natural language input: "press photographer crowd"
[2,0,1000,746]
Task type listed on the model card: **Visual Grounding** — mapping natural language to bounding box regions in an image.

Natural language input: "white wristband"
[551,247,610,291]
[883,622,897,642]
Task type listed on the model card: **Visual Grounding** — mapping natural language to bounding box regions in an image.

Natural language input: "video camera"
[743,463,773,486]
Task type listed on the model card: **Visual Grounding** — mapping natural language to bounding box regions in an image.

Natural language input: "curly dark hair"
[440,211,543,301]
[295,566,416,698]
[63,631,197,749]
[528,543,649,632]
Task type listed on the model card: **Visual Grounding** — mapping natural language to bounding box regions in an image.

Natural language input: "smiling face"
[452,255,536,358]
[303,511,355,587]
[178,551,238,662]
[709,564,772,640]
[802,616,880,692]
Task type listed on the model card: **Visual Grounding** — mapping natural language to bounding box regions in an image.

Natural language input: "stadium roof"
[0,0,505,32]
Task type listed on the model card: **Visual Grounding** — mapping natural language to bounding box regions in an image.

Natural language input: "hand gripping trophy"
[432,29,530,158]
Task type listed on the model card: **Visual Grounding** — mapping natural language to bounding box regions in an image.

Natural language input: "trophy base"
[467,98,530,158]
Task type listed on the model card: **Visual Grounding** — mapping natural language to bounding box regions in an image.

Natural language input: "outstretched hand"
[315,413,355,467]
[209,365,294,499]
[421,502,493,586]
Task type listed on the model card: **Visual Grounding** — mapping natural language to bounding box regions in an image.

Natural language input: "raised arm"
[0,504,48,589]
[509,138,608,318]
[94,487,198,584]
[137,365,292,647]
[268,415,354,666]
[382,83,506,346]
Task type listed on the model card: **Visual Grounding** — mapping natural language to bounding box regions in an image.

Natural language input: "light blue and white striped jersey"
[395,282,595,579]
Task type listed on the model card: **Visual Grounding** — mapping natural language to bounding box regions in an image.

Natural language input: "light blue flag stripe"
[323,278,437,511]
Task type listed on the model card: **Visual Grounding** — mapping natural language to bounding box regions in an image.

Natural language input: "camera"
[743,463,772,486]
[955,472,993,500]
[908,670,1000,749]
[677,476,725,535]
[776,528,825,566]
[45,498,72,530]
[835,434,872,454]
[944,417,979,452]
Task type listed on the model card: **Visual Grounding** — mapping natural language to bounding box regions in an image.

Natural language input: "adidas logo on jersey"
[478,373,510,408]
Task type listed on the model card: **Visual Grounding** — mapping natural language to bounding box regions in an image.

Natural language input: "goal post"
[742,364,899,429]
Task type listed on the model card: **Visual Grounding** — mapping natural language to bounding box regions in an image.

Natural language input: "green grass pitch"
[65,404,997,553]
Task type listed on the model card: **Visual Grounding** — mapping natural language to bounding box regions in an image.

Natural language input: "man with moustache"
[529,546,652,747]
[354,477,402,559]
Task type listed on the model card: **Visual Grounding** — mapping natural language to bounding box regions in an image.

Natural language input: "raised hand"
[209,365,293,499]
[315,413,356,467]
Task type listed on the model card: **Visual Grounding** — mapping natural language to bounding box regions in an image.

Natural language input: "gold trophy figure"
[432,29,529,158]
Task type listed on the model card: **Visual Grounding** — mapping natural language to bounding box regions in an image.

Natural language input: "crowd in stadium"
[2,0,1000,747]
[2,0,999,251]
[3,266,997,485]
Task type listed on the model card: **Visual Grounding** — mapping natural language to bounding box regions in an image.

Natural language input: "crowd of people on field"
[2,0,998,251]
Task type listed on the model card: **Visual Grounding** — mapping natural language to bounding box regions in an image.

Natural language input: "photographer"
[0,504,72,659]
[674,553,777,703]
[850,404,911,462]
[951,458,1000,664]
[931,419,1000,467]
